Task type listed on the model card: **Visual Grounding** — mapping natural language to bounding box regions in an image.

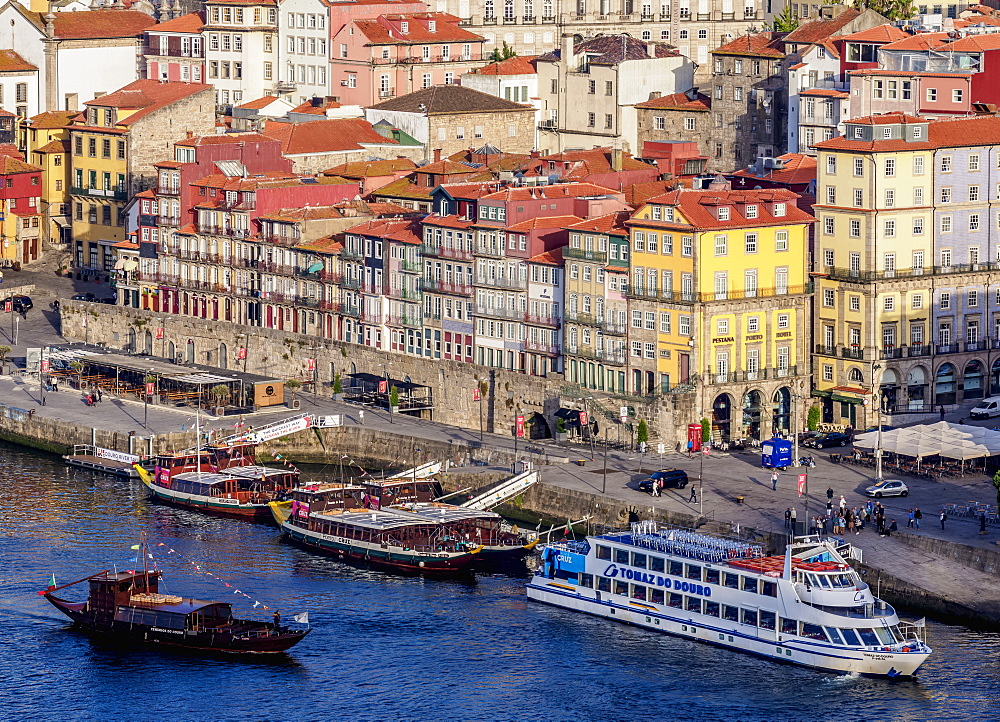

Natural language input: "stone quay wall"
[58,302,699,446]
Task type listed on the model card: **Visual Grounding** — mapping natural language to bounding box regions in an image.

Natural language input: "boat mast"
[196,384,202,477]
[141,530,149,590]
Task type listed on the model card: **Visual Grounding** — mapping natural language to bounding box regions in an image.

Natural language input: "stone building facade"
[633,90,712,165]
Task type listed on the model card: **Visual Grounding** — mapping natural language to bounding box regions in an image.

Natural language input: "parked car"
[865,479,909,498]
[804,432,852,448]
[71,293,95,302]
[638,469,689,492]
[1,295,32,312]
[970,397,1000,419]
[797,431,823,445]
[862,425,896,434]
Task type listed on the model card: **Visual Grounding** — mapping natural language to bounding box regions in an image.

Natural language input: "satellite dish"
[307,261,324,273]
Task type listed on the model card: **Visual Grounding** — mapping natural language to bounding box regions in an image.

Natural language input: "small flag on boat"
[130,544,140,550]
[49,573,56,588]
[293,612,309,624]
[912,618,926,628]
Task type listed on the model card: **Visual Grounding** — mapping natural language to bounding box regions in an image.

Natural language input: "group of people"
[84,387,103,406]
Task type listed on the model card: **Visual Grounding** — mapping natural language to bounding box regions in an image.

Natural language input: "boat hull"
[45,596,307,654]
[144,483,275,521]
[278,521,477,576]
[527,581,929,677]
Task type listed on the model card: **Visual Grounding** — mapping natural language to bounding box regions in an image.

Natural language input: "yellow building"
[27,111,75,250]
[625,178,814,443]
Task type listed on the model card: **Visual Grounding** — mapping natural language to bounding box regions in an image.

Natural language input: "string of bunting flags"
[150,542,276,611]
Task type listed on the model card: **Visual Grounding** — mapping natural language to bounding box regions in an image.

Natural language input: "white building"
[203,0,279,108]
[462,54,540,148]
[0,50,38,120]
[786,41,846,155]
[276,0,330,104]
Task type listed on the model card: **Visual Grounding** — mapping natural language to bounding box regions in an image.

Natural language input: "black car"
[804,432,852,448]
[638,469,689,492]
[1,295,32,312]
[71,293,96,302]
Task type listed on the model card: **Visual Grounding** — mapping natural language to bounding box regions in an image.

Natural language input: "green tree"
[389,385,400,408]
[332,373,343,394]
[69,360,85,388]
[770,5,800,31]
[285,378,303,403]
[488,41,517,63]
[992,470,1000,507]
[701,418,711,443]
[636,419,649,446]
[850,0,916,21]
[807,406,821,432]
[209,384,231,407]
[0,345,10,374]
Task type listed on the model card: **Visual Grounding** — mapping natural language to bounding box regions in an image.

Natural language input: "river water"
[1,441,997,720]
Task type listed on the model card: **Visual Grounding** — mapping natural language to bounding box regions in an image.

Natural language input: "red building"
[0,153,43,264]
[144,13,206,83]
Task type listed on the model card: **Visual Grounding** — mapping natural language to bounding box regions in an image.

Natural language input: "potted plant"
[0,345,10,376]
[209,384,231,416]
[70,360,85,389]
[389,384,400,414]
[285,378,303,409]
[555,416,568,441]
[144,374,159,404]
[332,372,344,401]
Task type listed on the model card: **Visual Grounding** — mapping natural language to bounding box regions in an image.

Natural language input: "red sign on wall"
[798,473,808,497]
[579,411,589,427]
[515,415,525,438]
[472,387,480,401]
[306,358,315,372]
[155,327,164,339]
[236,347,247,360]
[379,380,388,394]
[146,382,156,396]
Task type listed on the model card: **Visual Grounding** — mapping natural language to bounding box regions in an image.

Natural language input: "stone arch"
[907,365,929,410]
[963,359,986,400]
[879,367,899,409]
[711,393,734,443]
[936,362,957,405]
[186,339,195,364]
[219,342,228,370]
[848,367,864,384]
[143,330,153,355]
[991,359,1000,395]
[741,389,765,441]
[771,387,791,436]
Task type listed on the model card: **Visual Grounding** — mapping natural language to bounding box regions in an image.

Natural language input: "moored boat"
[136,464,295,520]
[528,522,931,677]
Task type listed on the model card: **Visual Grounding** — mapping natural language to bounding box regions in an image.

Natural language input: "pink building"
[144,13,206,83]
[330,13,486,105]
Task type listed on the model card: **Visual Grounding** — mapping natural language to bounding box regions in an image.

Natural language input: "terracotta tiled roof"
[635,91,710,111]
[34,139,70,154]
[0,49,36,72]
[372,177,433,200]
[482,182,621,201]
[368,85,531,113]
[447,148,531,171]
[639,187,814,230]
[175,132,276,147]
[154,160,184,168]
[237,96,286,110]
[192,171,352,192]
[83,80,213,127]
[845,111,923,125]
[436,181,501,199]
[815,114,1000,152]
[366,201,418,216]
[781,9,862,44]
[730,153,817,185]
[712,32,786,58]
[0,155,41,174]
[149,11,203,34]
[28,111,76,129]
[879,32,952,51]
[799,88,849,98]
[323,158,418,177]
[837,24,906,43]
[0,144,22,160]
[290,98,343,114]
[297,236,344,253]
[258,206,359,222]
[527,248,562,265]
[417,158,480,175]
[344,217,422,244]
[134,189,156,198]
[472,55,538,75]
[565,210,631,235]
[52,10,157,39]
[111,240,140,249]
[938,33,1000,51]
[539,34,678,64]
[422,213,477,229]
[624,181,674,208]
[264,118,397,154]
[507,214,582,231]
[355,13,484,44]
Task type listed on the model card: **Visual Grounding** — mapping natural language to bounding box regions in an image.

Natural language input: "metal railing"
[819,263,1000,282]
[524,313,560,328]
[563,247,608,263]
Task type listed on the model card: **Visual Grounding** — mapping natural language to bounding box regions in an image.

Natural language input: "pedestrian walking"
[771,470,779,491]
[358,409,365,425]
[784,508,791,528]
[939,406,946,421]
[688,485,697,504]
[980,513,988,535]
[826,499,833,515]
[907,509,915,528]
[940,510,947,530]
[914,508,922,529]
[826,486,834,501]
[790,507,797,529]
[687,439,693,457]
[96,387,103,403]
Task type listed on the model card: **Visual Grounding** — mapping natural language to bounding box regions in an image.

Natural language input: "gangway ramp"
[460,469,539,510]
[189,414,315,452]
[386,461,442,480]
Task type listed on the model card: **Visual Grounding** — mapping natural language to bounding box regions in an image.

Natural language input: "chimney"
[611,147,623,172]
[561,33,575,63]
[186,130,194,138]
[530,149,540,158]
[433,148,442,162]
[648,91,662,100]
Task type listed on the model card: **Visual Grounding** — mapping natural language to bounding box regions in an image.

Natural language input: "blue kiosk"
[761,437,792,469]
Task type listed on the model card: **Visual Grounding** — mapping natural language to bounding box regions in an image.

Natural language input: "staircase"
[386,461,442,480]
[461,469,539,510]
[561,384,634,433]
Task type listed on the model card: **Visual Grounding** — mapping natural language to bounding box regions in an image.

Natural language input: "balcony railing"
[909,344,931,357]
[566,346,627,365]
[563,246,608,263]
[475,304,523,320]
[199,225,252,239]
[336,302,360,317]
[399,260,422,272]
[566,310,600,326]
[937,343,959,354]
[624,285,696,304]
[387,315,422,328]
[475,275,527,290]
[340,248,363,261]
[602,321,627,335]
[820,263,1000,282]
[157,215,181,226]
[524,313,560,328]
[815,344,836,356]
[338,275,361,290]
[71,185,127,201]
[524,341,561,356]
[842,347,864,359]
[157,185,181,195]
[699,283,812,302]
[386,287,422,301]
[880,347,905,360]
[257,232,298,246]
[966,340,987,352]
[420,278,473,295]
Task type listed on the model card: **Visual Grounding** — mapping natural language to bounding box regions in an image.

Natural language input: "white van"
[970,397,1000,419]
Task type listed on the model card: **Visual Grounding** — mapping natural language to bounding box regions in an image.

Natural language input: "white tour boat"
[527,522,931,677]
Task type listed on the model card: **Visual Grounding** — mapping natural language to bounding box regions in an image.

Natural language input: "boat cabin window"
[685,564,702,581]
[631,584,647,601]
[741,609,758,626]
[857,627,881,646]
[888,625,903,642]
[800,622,828,641]
[114,607,187,629]
[596,576,611,592]
[762,580,777,597]
[705,568,720,585]
[722,604,739,622]
[686,596,701,613]
[650,588,665,605]
[668,593,683,608]
[614,548,629,564]
[631,552,647,569]
[669,561,683,577]
[840,628,861,645]
[704,601,720,617]
[759,610,776,630]
[723,572,739,589]
[578,573,593,588]
[596,544,612,560]
[741,576,757,593]
[780,616,797,635]
[826,627,845,645]
[613,580,628,596]
[649,555,665,573]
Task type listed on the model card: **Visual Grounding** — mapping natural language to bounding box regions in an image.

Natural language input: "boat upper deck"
[598,522,765,564]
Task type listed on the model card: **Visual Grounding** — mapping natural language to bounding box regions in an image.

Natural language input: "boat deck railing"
[597,522,765,563]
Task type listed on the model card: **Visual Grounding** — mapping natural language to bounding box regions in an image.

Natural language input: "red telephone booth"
[687,423,703,452]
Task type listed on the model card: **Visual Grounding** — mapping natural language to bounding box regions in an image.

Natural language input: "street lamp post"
[873,364,884,483]
[382,361,393,423]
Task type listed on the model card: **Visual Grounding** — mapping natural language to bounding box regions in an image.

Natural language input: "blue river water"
[1,440,998,720]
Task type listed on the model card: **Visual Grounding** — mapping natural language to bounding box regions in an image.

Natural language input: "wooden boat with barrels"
[41,541,309,654]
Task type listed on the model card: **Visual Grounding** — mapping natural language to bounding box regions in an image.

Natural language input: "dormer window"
[718,206,730,221]
[652,205,661,220]
[882,127,892,138]
[401,21,409,33]
[664,207,674,221]
[853,126,863,139]
[428,20,436,31]
[912,126,923,139]
[773,202,786,217]
[745,204,758,219]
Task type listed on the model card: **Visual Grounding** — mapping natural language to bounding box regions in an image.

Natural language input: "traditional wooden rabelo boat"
[41,540,309,654]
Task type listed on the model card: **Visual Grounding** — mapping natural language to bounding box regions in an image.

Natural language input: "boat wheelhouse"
[43,569,308,654]
[528,522,931,677]
[270,484,483,575]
